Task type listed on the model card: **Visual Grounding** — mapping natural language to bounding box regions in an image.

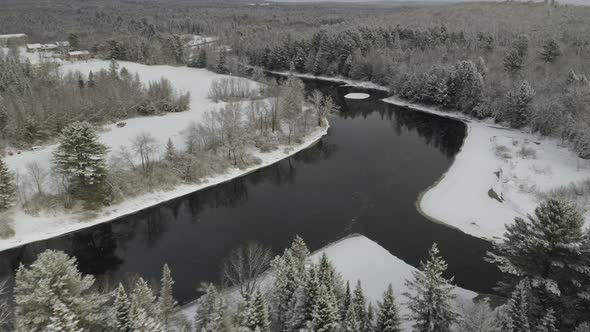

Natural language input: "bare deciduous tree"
[0,278,12,331]
[26,162,47,196]
[222,242,272,299]
[131,132,159,173]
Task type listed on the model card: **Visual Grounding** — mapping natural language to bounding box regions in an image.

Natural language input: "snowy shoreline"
[0,125,329,252]
[274,71,590,241]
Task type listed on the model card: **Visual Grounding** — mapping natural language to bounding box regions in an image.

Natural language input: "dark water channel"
[0,79,500,304]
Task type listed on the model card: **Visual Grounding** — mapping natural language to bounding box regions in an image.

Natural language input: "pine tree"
[165,138,177,161]
[376,284,402,332]
[457,298,500,332]
[352,280,370,332]
[46,301,83,332]
[311,285,340,332]
[130,307,165,332]
[87,71,95,87]
[304,265,321,322]
[0,158,15,211]
[508,80,535,128]
[541,39,562,63]
[243,290,271,332]
[506,280,532,332]
[341,302,360,332]
[52,121,108,207]
[536,308,557,332]
[129,277,160,329]
[195,284,226,332]
[575,322,590,332]
[273,250,300,325]
[367,302,375,332]
[14,250,110,331]
[503,49,525,76]
[290,235,310,271]
[158,264,177,326]
[216,48,228,74]
[341,281,352,320]
[114,283,132,332]
[487,199,590,324]
[195,48,208,68]
[404,243,458,332]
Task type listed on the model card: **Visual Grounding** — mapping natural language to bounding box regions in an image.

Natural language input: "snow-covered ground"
[384,97,590,241]
[0,59,328,251]
[177,234,477,331]
[344,92,370,100]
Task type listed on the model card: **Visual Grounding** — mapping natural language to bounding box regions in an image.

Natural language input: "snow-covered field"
[0,59,328,251]
[384,97,590,241]
[178,234,477,331]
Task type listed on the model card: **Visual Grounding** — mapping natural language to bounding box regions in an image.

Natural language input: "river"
[0,78,500,304]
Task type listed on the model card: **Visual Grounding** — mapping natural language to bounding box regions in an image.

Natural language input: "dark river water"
[0,79,500,304]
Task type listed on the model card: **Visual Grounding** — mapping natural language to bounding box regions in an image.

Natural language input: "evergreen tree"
[290,235,310,271]
[506,280,532,332]
[87,71,95,87]
[216,48,228,74]
[341,281,352,320]
[130,307,165,332]
[0,158,15,211]
[158,264,177,326]
[304,265,321,322]
[536,308,557,332]
[164,138,177,161]
[487,199,590,325]
[404,243,458,332]
[352,280,370,332]
[541,39,562,63]
[367,302,375,332]
[448,60,484,113]
[195,48,208,68]
[52,121,108,207]
[243,290,271,332]
[508,80,535,128]
[341,302,360,332]
[575,322,590,332]
[114,283,132,332]
[376,284,402,332]
[67,32,80,50]
[311,285,340,332]
[109,59,120,80]
[129,277,160,328]
[195,284,226,332]
[273,250,300,325]
[46,301,83,332]
[14,250,110,331]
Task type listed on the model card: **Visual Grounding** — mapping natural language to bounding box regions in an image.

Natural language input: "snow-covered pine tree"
[158,264,177,326]
[194,284,226,332]
[352,280,370,332]
[575,322,590,332]
[52,121,108,207]
[290,235,310,273]
[536,308,557,332]
[0,158,15,211]
[114,283,132,332]
[216,48,228,74]
[506,280,532,332]
[367,302,375,332]
[272,249,300,326]
[341,281,352,320]
[46,300,83,332]
[130,307,165,332]
[164,138,177,162]
[129,277,160,328]
[311,285,341,332]
[404,243,458,332]
[487,199,590,325]
[14,250,110,331]
[541,38,562,63]
[341,302,360,332]
[376,284,402,332]
[243,290,271,332]
[508,80,535,128]
[304,264,321,322]
[457,298,500,332]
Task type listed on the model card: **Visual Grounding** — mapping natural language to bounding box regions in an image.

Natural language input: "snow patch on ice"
[344,93,370,100]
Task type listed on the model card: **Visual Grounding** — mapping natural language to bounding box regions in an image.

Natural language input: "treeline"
[238,3,590,158]
[2,199,590,331]
[0,54,190,149]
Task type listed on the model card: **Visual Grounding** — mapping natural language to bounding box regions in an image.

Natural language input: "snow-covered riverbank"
[0,60,329,251]
[383,97,590,241]
[178,234,477,332]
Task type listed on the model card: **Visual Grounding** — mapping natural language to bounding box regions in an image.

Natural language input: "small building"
[26,43,42,52]
[67,50,91,61]
[0,33,28,47]
[55,41,70,54]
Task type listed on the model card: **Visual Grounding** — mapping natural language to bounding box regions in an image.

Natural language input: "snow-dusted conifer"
[52,121,108,206]
[341,281,352,320]
[46,300,83,332]
[290,235,310,272]
[575,322,590,332]
[164,138,177,162]
[487,199,590,323]
[506,279,532,332]
[311,285,340,332]
[508,80,535,128]
[352,280,370,332]
[304,265,321,321]
[541,39,562,63]
[273,250,300,325]
[130,307,165,332]
[457,298,500,332]
[195,284,226,332]
[243,290,271,332]
[114,283,132,332]
[367,302,375,332]
[404,243,458,332]
[376,284,402,332]
[0,158,15,211]
[14,250,110,331]
[536,308,557,332]
[130,277,159,328]
[158,264,177,326]
[341,302,360,332]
